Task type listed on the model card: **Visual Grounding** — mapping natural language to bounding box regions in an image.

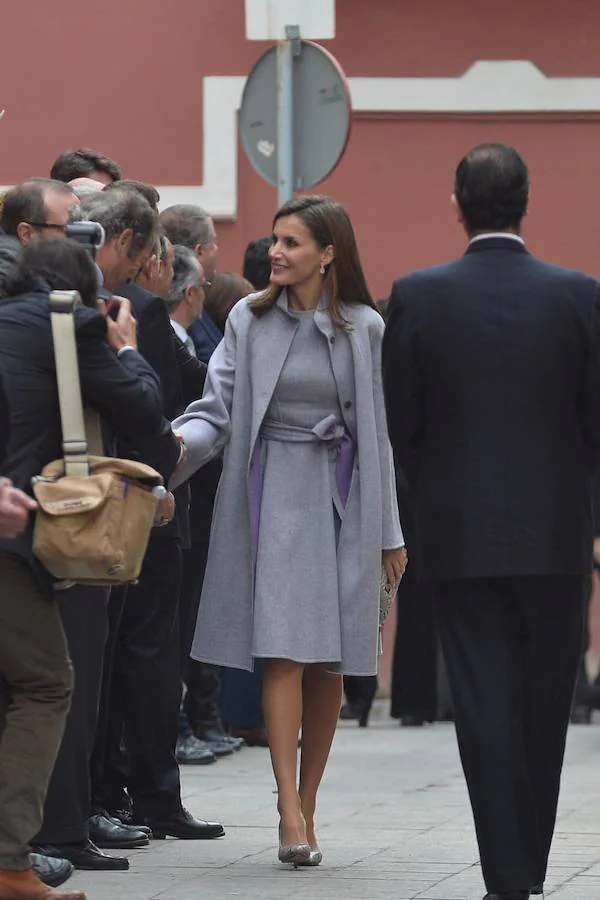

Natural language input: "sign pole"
[276,25,300,207]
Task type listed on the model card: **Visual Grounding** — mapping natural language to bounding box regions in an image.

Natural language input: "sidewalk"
[74,710,600,900]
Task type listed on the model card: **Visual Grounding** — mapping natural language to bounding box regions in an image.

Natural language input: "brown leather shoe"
[0,867,86,900]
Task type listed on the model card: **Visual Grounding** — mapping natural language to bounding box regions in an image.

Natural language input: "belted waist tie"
[248,414,356,566]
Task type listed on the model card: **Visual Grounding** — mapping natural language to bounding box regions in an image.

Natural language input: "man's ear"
[16,221,34,245]
[451,193,464,223]
[183,284,195,307]
[118,227,134,252]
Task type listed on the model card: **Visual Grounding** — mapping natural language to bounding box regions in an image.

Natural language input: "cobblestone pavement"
[73,710,600,900]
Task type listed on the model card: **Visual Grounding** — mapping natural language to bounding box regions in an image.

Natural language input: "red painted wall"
[1,1,600,298]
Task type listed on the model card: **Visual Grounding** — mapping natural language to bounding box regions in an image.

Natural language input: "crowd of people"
[0,142,599,900]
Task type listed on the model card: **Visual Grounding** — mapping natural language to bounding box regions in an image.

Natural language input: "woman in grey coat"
[171,195,406,867]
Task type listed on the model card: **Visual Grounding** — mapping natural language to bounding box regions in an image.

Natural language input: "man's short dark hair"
[3,236,99,307]
[453,143,529,236]
[242,236,271,290]
[103,179,160,213]
[75,189,157,258]
[0,179,76,237]
[159,205,213,249]
[50,148,122,184]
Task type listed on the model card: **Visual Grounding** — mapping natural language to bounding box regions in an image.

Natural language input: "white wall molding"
[4,62,600,219]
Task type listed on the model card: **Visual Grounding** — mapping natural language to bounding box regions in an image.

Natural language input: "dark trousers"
[0,552,73,869]
[391,570,438,721]
[90,587,128,813]
[434,576,584,894]
[219,663,264,730]
[179,543,221,731]
[36,584,109,843]
[92,537,183,818]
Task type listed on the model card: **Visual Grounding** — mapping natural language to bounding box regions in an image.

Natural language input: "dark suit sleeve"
[0,369,8,465]
[172,332,207,408]
[137,296,182,420]
[585,285,600,475]
[75,312,180,481]
[382,281,424,489]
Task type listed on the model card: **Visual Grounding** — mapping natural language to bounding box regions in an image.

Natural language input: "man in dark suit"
[89,212,224,839]
[383,143,600,900]
[0,236,177,900]
[30,189,171,873]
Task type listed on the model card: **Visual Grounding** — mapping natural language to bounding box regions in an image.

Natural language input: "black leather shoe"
[401,715,426,727]
[194,726,244,754]
[108,808,152,836]
[104,811,152,838]
[483,892,530,899]
[176,734,218,765]
[32,839,130,871]
[89,812,150,849]
[30,853,74,888]
[339,703,359,720]
[230,726,269,747]
[135,807,225,840]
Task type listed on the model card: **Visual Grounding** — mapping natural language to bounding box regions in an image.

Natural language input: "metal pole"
[276,25,299,207]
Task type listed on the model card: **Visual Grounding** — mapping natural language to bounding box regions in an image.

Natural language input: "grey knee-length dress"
[252,309,349,667]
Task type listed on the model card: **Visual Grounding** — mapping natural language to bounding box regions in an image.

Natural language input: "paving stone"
[68,712,600,900]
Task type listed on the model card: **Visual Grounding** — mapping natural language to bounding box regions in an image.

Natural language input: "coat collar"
[275,288,337,341]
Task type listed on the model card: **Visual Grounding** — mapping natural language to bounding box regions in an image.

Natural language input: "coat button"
[329,335,335,344]
[344,401,352,409]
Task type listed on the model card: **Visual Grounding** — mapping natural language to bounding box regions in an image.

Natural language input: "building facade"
[2,1,600,301]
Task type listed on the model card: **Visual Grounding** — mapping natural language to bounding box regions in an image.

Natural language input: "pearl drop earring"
[320,265,325,275]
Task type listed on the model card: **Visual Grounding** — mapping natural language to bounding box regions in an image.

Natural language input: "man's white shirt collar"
[170,319,189,345]
[469,232,525,246]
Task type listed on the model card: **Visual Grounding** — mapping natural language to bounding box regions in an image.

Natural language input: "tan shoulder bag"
[32,290,164,585]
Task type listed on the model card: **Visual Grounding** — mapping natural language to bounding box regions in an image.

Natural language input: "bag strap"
[49,291,90,477]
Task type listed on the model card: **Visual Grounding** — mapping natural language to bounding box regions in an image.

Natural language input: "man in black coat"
[90,221,224,840]
[0,237,177,898]
[383,143,600,900]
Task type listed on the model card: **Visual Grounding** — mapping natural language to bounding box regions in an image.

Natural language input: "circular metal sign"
[240,40,352,190]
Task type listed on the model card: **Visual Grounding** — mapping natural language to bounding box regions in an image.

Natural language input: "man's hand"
[97,296,138,353]
[0,478,37,539]
[154,491,175,527]
[382,546,408,586]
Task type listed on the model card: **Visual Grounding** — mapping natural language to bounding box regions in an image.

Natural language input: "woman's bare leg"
[262,658,306,846]
[299,665,343,848]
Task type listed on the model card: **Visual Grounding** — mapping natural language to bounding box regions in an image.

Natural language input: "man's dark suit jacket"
[116,282,202,546]
[0,290,179,583]
[170,328,221,544]
[383,236,600,580]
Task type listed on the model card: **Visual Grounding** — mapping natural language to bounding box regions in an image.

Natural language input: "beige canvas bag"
[32,290,164,585]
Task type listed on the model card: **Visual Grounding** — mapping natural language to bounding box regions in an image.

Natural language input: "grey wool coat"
[171,291,404,675]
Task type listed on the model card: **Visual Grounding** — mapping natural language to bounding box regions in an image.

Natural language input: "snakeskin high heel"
[277,823,311,867]
[296,848,323,866]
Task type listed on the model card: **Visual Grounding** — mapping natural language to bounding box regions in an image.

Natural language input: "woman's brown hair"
[203,272,254,334]
[249,195,375,328]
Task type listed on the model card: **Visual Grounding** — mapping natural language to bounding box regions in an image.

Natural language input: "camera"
[65,221,105,258]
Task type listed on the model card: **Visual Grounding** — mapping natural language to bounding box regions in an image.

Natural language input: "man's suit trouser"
[434,575,584,895]
[391,568,438,721]
[0,552,73,868]
[180,542,221,732]
[105,536,183,818]
[36,584,109,843]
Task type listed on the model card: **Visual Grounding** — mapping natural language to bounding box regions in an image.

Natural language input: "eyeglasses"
[26,222,67,232]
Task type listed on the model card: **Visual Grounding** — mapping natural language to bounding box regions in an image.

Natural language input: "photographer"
[0,236,179,890]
